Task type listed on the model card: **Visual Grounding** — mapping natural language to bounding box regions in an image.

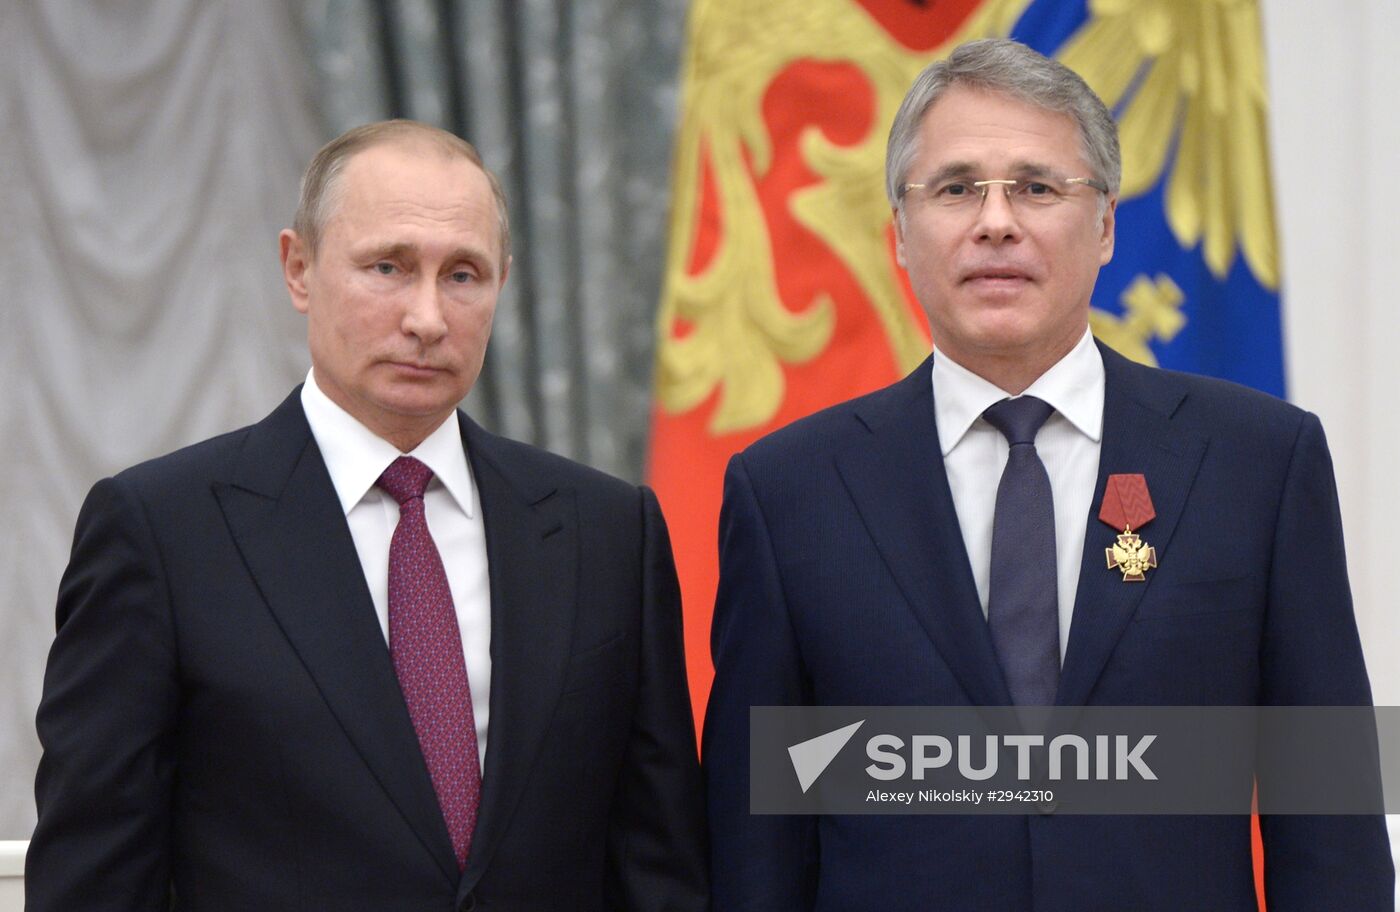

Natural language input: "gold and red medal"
[1099,474,1157,582]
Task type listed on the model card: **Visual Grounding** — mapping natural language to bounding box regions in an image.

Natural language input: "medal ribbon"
[1098,474,1155,531]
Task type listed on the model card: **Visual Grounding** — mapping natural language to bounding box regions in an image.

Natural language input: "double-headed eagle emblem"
[1107,530,1158,582]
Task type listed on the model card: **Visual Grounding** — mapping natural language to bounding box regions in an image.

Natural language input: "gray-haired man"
[704,38,1391,911]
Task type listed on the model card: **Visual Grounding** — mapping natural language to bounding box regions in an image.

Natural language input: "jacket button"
[459,894,477,912]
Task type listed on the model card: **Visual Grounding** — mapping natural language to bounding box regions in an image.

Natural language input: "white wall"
[1264,2,1400,896]
[1263,0,1400,705]
[0,842,23,912]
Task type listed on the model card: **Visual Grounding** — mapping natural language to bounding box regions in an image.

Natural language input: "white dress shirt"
[301,369,491,766]
[932,328,1105,661]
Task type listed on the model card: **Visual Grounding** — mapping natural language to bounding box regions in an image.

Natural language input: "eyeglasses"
[899,175,1109,212]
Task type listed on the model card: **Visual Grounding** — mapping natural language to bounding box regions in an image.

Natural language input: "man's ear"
[499,253,512,289]
[1098,196,1117,266]
[892,208,907,268]
[280,229,312,314]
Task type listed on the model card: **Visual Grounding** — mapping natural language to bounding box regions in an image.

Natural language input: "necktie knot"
[377,456,434,505]
[983,396,1054,447]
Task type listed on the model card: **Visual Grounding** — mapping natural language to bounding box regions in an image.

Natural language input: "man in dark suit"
[703,39,1392,910]
[28,120,707,911]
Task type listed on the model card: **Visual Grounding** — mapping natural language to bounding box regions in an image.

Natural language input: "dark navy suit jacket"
[29,388,708,912]
[704,343,1392,911]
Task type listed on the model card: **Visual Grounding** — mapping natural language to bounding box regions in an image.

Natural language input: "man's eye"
[374,262,397,275]
[449,270,475,284]
[1021,182,1055,197]
[938,182,973,197]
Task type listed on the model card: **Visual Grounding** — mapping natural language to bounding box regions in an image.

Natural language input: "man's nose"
[973,183,1023,243]
[402,278,448,343]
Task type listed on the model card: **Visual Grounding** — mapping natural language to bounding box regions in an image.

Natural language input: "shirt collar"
[931,327,1104,455]
[300,368,477,519]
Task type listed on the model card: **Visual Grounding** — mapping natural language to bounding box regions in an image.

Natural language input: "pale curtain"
[1,0,322,838]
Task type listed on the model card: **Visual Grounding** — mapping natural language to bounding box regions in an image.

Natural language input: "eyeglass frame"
[897,175,1110,210]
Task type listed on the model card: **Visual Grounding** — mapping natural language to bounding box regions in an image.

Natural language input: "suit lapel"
[458,415,578,895]
[1056,345,1208,707]
[213,389,460,885]
[834,360,1013,706]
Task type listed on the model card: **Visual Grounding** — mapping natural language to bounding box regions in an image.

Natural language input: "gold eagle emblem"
[1107,530,1158,582]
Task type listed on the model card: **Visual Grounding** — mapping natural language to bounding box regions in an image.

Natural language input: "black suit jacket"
[704,344,1392,911]
[28,388,708,912]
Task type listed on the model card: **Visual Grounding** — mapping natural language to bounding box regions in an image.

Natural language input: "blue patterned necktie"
[982,396,1059,706]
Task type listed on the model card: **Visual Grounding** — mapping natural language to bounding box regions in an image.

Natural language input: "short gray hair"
[885,38,1120,207]
[293,119,511,263]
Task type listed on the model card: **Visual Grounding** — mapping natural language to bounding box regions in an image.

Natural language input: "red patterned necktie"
[377,455,480,870]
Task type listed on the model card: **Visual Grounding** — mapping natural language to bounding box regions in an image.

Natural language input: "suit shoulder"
[109,425,254,495]
[469,428,638,501]
[739,380,904,468]
[1134,360,1313,440]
